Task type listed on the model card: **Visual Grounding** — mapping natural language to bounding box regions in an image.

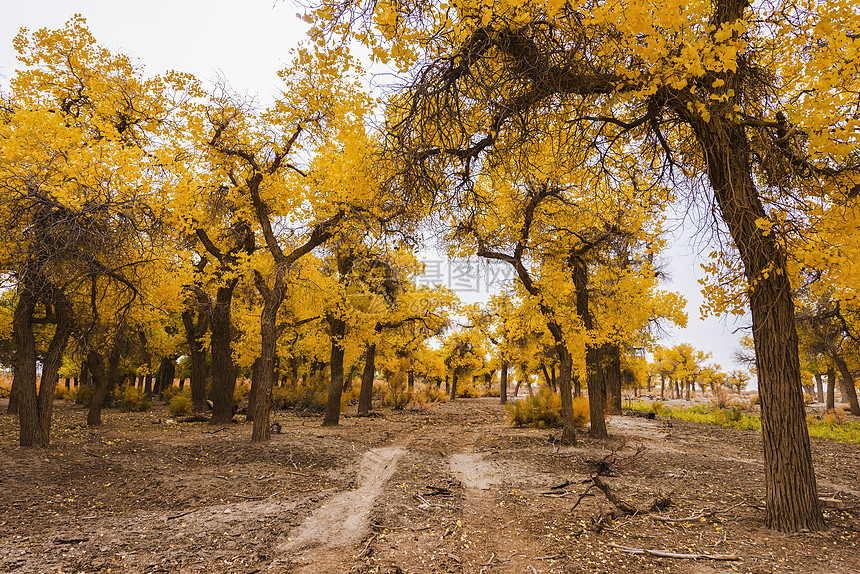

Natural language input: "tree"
[308,0,860,530]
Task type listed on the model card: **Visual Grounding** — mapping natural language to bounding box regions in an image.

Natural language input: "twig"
[609,544,740,560]
[535,554,562,560]
[283,469,311,477]
[205,427,228,434]
[167,509,197,520]
[355,533,377,559]
[571,483,597,510]
[479,552,496,574]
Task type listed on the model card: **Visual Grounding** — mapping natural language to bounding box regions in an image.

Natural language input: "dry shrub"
[421,384,449,404]
[115,384,152,412]
[571,395,591,428]
[54,384,73,400]
[824,409,847,424]
[711,386,730,409]
[506,388,564,429]
[168,390,192,416]
[458,383,482,398]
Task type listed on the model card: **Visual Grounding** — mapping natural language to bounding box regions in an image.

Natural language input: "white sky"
[0,1,752,381]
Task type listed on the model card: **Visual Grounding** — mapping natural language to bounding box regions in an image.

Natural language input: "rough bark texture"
[571,256,607,438]
[210,283,239,425]
[247,358,261,422]
[12,282,38,446]
[323,315,347,426]
[358,343,376,415]
[182,308,210,413]
[36,292,74,445]
[826,367,836,411]
[556,347,576,444]
[605,344,623,415]
[499,361,508,404]
[683,112,823,531]
[156,357,176,397]
[814,373,824,404]
[831,353,860,416]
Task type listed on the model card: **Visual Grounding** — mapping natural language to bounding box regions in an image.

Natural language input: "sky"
[0,1,753,380]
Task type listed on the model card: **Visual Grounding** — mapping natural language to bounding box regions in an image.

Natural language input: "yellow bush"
[458,383,482,398]
[505,388,565,429]
[115,384,152,412]
[168,391,192,417]
[54,384,73,400]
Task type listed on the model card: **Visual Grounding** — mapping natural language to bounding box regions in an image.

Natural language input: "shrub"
[383,373,411,409]
[711,387,730,409]
[168,391,192,417]
[275,377,328,412]
[458,383,482,398]
[234,381,251,406]
[749,394,760,407]
[161,384,183,402]
[650,401,665,415]
[115,384,152,412]
[54,384,73,400]
[571,396,590,428]
[73,385,95,406]
[824,409,847,424]
[421,384,449,404]
[505,388,568,429]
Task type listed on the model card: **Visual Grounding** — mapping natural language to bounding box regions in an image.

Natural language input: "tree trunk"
[571,256,607,438]
[247,358,261,422]
[831,353,860,416]
[450,373,458,399]
[251,284,286,441]
[12,281,38,445]
[499,361,508,404]
[605,344,622,415]
[814,373,824,404]
[87,351,108,427]
[323,315,347,426]
[357,343,376,415]
[686,112,823,531]
[156,357,176,397]
[182,309,210,413]
[557,347,577,445]
[210,282,239,425]
[826,367,836,411]
[36,292,74,445]
[7,364,19,414]
[409,370,415,394]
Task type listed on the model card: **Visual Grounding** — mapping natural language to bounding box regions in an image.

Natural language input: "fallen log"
[609,543,740,561]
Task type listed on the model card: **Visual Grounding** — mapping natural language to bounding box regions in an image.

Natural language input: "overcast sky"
[0,1,752,380]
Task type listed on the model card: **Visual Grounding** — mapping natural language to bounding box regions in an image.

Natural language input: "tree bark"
[571,255,607,438]
[12,281,38,445]
[682,109,823,530]
[605,344,623,415]
[814,373,824,404]
[323,314,347,426]
[499,360,508,404]
[358,343,376,415]
[450,373,458,399]
[182,308,210,413]
[210,282,239,425]
[247,357,261,422]
[830,353,860,415]
[556,347,576,444]
[36,291,74,445]
[156,357,176,397]
[826,367,836,411]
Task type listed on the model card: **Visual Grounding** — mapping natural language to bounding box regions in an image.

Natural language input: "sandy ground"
[1,397,859,573]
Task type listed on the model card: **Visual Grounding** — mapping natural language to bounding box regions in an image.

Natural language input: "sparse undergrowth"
[629,400,860,443]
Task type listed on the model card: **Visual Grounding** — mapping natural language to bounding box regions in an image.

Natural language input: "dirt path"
[281,446,404,570]
[1,398,858,573]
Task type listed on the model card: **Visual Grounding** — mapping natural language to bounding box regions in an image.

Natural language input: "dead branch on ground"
[608,543,740,560]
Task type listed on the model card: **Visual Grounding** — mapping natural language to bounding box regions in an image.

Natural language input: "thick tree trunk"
[156,357,176,397]
[557,347,577,445]
[450,373,458,399]
[36,292,73,445]
[831,353,860,416]
[826,367,836,411]
[571,256,607,438]
[358,343,376,415]
[252,294,283,442]
[182,309,209,413]
[210,283,239,425]
[12,282,38,445]
[688,114,823,531]
[323,315,347,426]
[605,344,622,415]
[408,371,415,394]
[247,358,261,422]
[499,361,508,404]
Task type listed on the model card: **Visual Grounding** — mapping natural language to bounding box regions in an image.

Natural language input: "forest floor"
[0,397,859,574]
